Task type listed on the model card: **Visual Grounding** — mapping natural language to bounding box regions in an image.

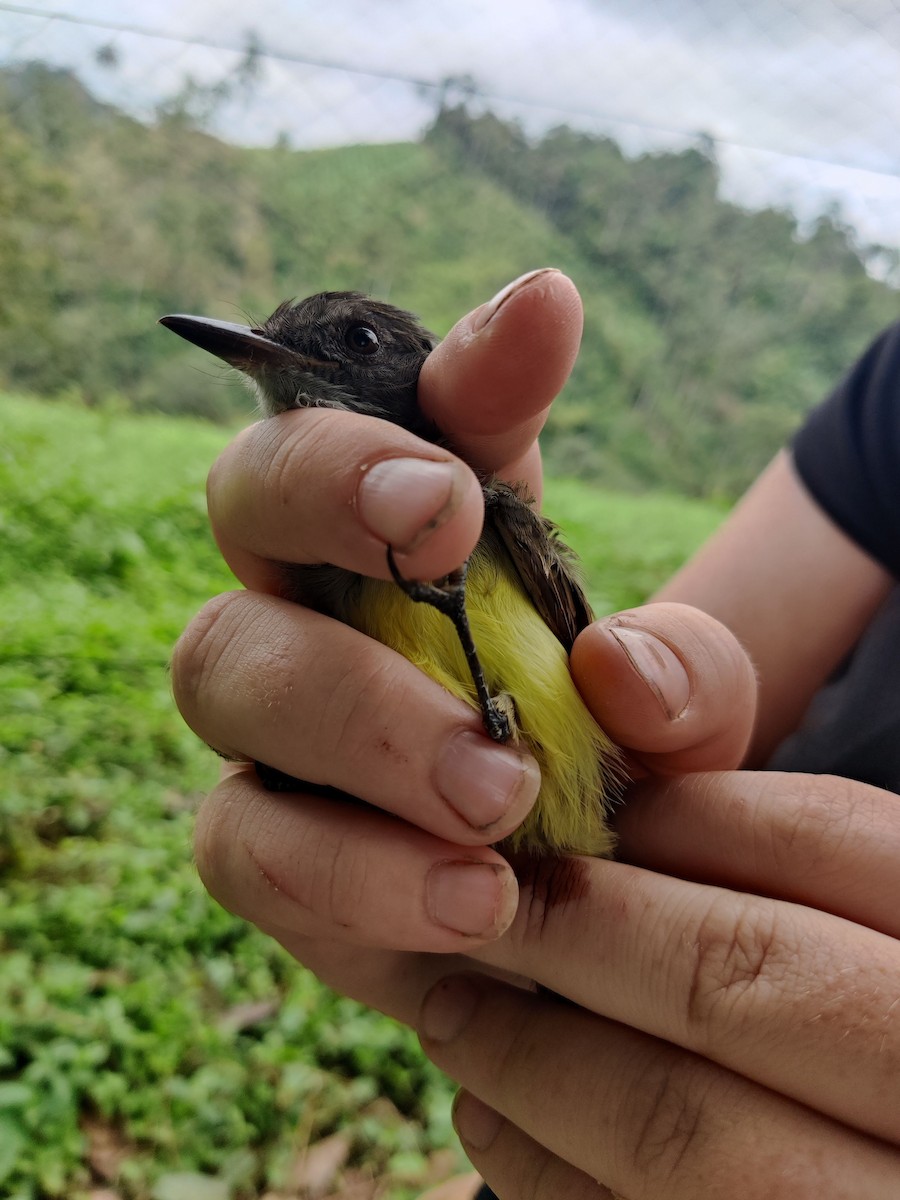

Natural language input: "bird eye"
[344,323,379,355]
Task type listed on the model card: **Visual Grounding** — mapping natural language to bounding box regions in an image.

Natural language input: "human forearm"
[654,450,892,764]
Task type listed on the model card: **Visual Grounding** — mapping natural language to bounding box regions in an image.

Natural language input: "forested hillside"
[2,61,897,495]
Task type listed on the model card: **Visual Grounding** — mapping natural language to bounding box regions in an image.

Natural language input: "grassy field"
[0,393,725,1199]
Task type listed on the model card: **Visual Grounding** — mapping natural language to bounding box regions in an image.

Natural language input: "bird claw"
[386,547,512,743]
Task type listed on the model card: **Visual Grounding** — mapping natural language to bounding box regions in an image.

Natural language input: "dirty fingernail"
[471,267,562,332]
[435,730,541,832]
[610,626,691,719]
[357,457,463,552]
[426,861,518,938]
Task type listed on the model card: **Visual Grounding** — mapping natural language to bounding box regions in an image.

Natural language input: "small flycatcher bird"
[161,292,620,855]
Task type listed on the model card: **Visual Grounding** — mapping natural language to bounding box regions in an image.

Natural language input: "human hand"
[416,770,900,1199]
[171,268,754,967]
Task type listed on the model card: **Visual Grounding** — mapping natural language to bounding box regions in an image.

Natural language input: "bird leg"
[386,547,513,744]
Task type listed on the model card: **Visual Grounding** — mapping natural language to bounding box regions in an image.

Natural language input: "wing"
[482,480,594,653]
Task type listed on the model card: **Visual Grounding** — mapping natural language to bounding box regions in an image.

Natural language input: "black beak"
[159,314,335,373]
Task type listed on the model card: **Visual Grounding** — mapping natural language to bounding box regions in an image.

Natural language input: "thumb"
[571,602,757,776]
[417,268,583,487]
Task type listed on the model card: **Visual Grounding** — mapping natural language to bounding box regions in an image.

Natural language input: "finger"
[207,407,485,593]
[194,769,519,953]
[616,770,900,939]
[267,933,468,1021]
[474,855,900,1143]
[571,602,757,775]
[419,268,583,488]
[172,591,540,846]
[420,975,900,1200]
[267,930,533,1028]
[414,1171,484,1200]
[452,1092,616,1200]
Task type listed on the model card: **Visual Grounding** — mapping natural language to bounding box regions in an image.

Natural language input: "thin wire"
[1,1,899,178]
[0,3,437,88]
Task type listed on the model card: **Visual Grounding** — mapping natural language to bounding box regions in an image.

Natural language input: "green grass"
[544,477,726,615]
[0,393,724,1198]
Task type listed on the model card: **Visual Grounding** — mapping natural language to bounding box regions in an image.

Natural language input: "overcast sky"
[4,0,899,252]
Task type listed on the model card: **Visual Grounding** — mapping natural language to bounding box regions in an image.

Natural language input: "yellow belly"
[343,551,620,856]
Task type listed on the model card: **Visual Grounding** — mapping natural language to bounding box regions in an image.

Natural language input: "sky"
[3,0,899,254]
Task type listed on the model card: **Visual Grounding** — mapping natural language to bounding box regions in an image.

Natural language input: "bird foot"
[386,547,513,743]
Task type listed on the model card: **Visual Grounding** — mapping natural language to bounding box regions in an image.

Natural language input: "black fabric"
[775,321,900,791]
[475,1186,497,1200]
[792,322,900,578]
[769,585,900,791]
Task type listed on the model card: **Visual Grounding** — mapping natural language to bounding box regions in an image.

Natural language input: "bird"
[160,292,621,856]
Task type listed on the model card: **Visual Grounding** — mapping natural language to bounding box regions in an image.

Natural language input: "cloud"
[3,0,898,247]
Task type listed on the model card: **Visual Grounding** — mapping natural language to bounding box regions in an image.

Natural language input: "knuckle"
[171,593,243,727]
[196,780,374,935]
[321,830,372,931]
[312,640,412,768]
[684,894,786,1036]
[772,773,861,874]
[261,814,371,934]
[624,1051,711,1185]
[193,783,244,908]
[173,592,297,757]
[262,409,333,511]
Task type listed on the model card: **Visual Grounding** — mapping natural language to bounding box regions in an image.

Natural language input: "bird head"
[160,291,439,436]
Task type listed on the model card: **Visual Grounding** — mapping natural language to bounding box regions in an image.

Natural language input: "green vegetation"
[0,48,894,1200]
[0,393,723,1198]
[1,62,897,498]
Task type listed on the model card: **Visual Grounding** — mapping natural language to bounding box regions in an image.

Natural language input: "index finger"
[207,407,485,594]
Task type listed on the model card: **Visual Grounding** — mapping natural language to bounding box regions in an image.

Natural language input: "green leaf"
[0,1084,32,1109]
[0,1115,26,1184]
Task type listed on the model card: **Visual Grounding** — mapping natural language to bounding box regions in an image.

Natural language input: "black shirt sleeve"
[791,321,900,578]
[772,322,900,791]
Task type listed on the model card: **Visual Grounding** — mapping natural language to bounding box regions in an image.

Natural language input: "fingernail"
[357,457,463,552]
[426,861,518,937]
[421,975,480,1042]
[435,730,541,832]
[471,267,562,332]
[610,626,691,719]
[453,1091,504,1151]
